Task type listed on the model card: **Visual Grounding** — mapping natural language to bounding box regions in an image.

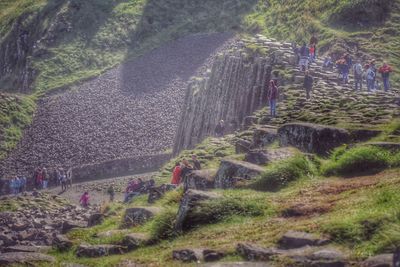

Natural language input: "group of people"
[170,154,201,185]
[8,176,27,195]
[293,35,318,72]
[332,55,393,92]
[123,177,155,203]
[32,166,72,191]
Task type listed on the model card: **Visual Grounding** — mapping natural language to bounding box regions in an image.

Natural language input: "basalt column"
[173,51,273,154]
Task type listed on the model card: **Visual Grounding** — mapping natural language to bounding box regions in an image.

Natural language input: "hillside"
[1,0,400,162]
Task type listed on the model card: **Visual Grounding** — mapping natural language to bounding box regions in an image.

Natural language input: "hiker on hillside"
[79,191,90,208]
[292,43,300,65]
[171,162,182,185]
[309,44,316,62]
[107,184,115,202]
[366,64,376,91]
[215,120,225,137]
[379,63,393,91]
[310,34,318,54]
[191,154,201,170]
[353,61,363,91]
[59,168,67,191]
[336,58,347,83]
[181,159,194,190]
[66,168,73,189]
[303,71,314,100]
[268,79,278,117]
[20,175,27,193]
[42,167,48,189]
[299,43,309,71]
[323,56,334,69]
[124,178,145,203]
[370,59,377,90]
[343,54,352,84]
[9,177,16,195]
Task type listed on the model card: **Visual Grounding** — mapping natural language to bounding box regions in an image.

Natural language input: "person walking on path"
[171,162,182,185]
[107,184,115,202]
[353,61,363,91]
[299,43,309,71]
[191,154,201,170]
[303,71,314,100]
[79,191,90,207]
[379,63,393,91]
[366,64,376,91]
[42,167,48,189]
[268,79,279,117]
[215,120,225,137]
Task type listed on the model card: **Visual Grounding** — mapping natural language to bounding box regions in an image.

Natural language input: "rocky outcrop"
[278,231,330,249]
[173,248,224,263]
[278,123,351,155]
[214,159,264,189]
[361,254,394,267]
[76,244,125,258]
[174,190,220,232]
[122,233,150,251]
[122,207,160,228]
[185,169,216,190]
[0,252,55,266]
[252,126,278,148]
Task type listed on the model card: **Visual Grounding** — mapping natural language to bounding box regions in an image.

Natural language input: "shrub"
[149,207,177,240]
[322,146,391,176]
[250,155,316,191]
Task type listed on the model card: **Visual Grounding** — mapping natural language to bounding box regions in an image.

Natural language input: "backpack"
[354,64,363,75]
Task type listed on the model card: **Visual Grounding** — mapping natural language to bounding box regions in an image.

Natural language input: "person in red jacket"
[79,191,90,207]
[268,79,279,117]
[378,63,393,91]
[171,162,182,185]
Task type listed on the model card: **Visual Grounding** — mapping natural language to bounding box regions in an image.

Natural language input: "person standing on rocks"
[20,175,27,193]
[353,61,363,91]
[42,167,48,189]
[303,71,314,100]
[370,59,377,90]
[180,159,194,185]
[378,62,393,91]
[79,191,90,207]
[299,43,309,71]
[366,64,376,92]
[268,79,279,117]
[107,184,115,202]
[310,34,318,57]
[171,162,182,185]
[215,120,225,137]
[66,168,73,189]
[192,154,201,170]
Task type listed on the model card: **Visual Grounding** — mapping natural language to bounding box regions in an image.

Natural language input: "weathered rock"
[235,139,252,154]
[278,231,329,249]
[236,243,279,261]
[76,244,125,258]
[306,249,348,267]
[244,150,269,165]
[122,207,160,228]
[215,159,264,189]
[0,252,55,265]
[350,129,383,142]
[0,232,16,246]
[96,230,128,239]
[361,254,393,267]
[174,190,219,232]
[172,248,224,263]
[62,220,86,234]
[53,235,73,251]
[3,245,51,253]
[122,233,150,251]
[203,249,225,262]
[200,263,272,267]
[147,183,177,204]
[252,127,278,148]
[87,213,104,227]
[278,123,351,155]
[185,169,216,190]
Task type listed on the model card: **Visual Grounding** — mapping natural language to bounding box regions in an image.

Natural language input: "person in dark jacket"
[303,71,314,100]
[215,120,225,137]
[268,79,279,117]
[191,155,201,170]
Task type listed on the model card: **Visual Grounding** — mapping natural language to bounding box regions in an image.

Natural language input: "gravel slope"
[0,33,235,177]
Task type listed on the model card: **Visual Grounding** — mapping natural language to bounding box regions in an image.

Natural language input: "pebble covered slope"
[0,33,235,177]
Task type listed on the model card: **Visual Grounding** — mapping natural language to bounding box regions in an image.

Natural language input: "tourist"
[192,154,201,170]
[323,56,334,69]
[309,44,316,63]
[268,79,278,117]
[124,178,145,203]
[79,191,90,207]
[42,167,48,189]
[353,61,363,91]
[342,54,352,84]
[180,159,194,184]
[53,168,60,186]
[66,168,73,189]
[107,184,115,202]
[310,34,318,55]
[366,64,376,92]
[9,177,16,195]
[299,43,309,71]
[59,168,67,191]
[303,71,314,100]
[171,162,182,185]
[378,63,393,91]
[370,60,377,90]
[215,120,225,137]
[336,58,347,83]
[292,43,300,65]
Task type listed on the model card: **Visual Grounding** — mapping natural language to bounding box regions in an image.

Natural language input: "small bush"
[250,155,316,191]
[149,207,177,240]
[322,146,391,176]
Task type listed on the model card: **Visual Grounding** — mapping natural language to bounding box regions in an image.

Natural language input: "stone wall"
[173,39,280,154]
[71,154,171,182]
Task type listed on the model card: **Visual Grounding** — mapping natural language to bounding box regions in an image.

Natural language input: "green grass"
[321,146,394,176]
[250,155,317,191]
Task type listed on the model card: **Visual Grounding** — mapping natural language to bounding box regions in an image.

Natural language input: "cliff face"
[173,38,291,154]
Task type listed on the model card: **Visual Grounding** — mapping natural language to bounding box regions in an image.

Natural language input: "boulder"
[0,232,16,246]
[122,233,150,251]
[236,243,279,261]
[172,248,224,263]
[203,249,225,262]
[76,244,125,258]
[61,220,86,234]
[235,139,252,154]
[361,254,393,267]
[53,235,73,251]
[0,252,55,265]
[278,123,350,155]
[214,159,264,189]
[87,213,104,227]
[350,129,382,142]
[122,207,160,228]
[307,249,348,267]
[252,127,278,148]
[3,245,51,253]
[244,150,269,165]
[185,169,216,190]
[174,190,219,232]
[278,231,329,249]
[243,116,258,128]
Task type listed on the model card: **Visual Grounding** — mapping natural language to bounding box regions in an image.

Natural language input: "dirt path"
[45,172,156,206]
